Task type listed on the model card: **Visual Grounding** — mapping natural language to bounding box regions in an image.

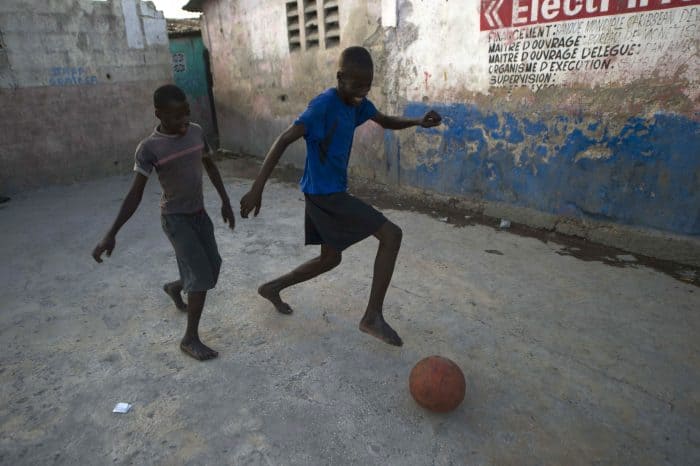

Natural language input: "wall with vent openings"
[199,0,383,169]
[197,0,699,263]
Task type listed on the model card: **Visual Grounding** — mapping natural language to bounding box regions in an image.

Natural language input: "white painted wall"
[391,1,489,102]
[140,0,169,46]
[122,0,145,49]
[242,0,289,60]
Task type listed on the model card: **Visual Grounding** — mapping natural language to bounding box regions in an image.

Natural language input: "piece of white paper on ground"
[113,403,132,413]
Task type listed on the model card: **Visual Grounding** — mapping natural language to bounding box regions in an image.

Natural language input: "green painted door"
[170,35,217,146]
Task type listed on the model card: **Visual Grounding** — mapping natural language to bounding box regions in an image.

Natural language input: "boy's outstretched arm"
[371,110,442,130]
[240,123,305,218]
[202,157,235,230]
[92,173,148,263]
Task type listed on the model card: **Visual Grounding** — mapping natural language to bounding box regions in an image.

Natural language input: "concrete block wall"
[0,0,171,192]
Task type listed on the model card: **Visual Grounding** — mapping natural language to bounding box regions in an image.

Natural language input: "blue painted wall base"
[387,103,700,236]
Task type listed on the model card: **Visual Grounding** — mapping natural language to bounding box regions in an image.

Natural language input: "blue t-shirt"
[294,88,378,194]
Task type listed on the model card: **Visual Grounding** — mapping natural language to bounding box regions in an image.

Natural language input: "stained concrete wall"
[199,0,386,169]
[196,0,699,263]
[0,0,171,192]
[381,0,700,237]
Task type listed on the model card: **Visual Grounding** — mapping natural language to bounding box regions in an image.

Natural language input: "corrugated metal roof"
[167,18,201,37]
[183,0,205,12]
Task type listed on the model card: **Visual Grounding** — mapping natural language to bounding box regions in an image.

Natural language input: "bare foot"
[258,282,293,315]
[359,315,403,346]
[180,337,218,361]
[163,282,186,311]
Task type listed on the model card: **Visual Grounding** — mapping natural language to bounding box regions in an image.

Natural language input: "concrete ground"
[1,159,699,466]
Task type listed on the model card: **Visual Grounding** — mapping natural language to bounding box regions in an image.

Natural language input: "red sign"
[481,0,700,30]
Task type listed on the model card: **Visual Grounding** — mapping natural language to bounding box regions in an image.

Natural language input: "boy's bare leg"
[180,290,218,360]
[360,221,404,346]
[259,244,342,314]
[163,280,187,311]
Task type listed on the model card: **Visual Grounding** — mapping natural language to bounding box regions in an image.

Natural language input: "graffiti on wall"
[48,67,98,86]
[482,0,699,89]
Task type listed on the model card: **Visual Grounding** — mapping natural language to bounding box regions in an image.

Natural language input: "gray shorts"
[161,210,221,293]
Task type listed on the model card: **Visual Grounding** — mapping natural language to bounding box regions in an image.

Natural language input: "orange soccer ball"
[409,355,466,413]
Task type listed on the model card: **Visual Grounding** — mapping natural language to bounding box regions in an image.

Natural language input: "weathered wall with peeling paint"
[0,0,171,192]
[382,0,700,237]
[198,0,699,242]
[199,0,386,171]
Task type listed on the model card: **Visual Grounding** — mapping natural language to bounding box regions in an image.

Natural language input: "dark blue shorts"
[304,192,387,252]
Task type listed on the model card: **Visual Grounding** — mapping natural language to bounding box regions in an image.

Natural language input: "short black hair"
[153,84,186,108]
[339,46,373,73]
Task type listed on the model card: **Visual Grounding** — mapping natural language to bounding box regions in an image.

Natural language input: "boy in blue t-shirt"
[240,47,441,346]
